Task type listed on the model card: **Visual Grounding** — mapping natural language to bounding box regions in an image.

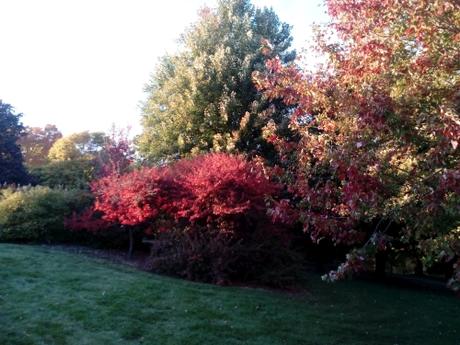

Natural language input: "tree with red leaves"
[163,153,294,284]
[254,0,460,288]
[72,153,295,284]
[97,127,134,177]
[86,166,174,257]
[89,153,280,237]
[171,153,280,233]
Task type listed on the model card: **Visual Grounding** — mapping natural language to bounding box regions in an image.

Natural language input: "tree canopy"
[19,124,62,167]
[31,128,133,189]
[138,0,295,162]
[255,0,460,288]
[0,100,29,185]
[48,131,106,162]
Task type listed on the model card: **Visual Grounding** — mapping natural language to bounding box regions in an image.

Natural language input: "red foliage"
[97,127,134,177]
[87,153,281,234]
[65,208,111,233]
[171,153,281,235]
[69,153,295,285]
[253,0,460,285]
[91,166,177,227]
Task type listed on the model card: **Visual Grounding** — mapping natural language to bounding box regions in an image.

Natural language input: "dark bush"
[147,226,301,287]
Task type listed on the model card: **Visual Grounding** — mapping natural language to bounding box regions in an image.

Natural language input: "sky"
[0,0,328,136]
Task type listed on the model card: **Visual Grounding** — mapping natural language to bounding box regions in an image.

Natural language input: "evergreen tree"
[0,101,29,184]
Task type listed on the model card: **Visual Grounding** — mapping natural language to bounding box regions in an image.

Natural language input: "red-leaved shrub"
[172,154,280,233]
[70,153,299,285]
[91,166,177,226]
[156,154,298,285]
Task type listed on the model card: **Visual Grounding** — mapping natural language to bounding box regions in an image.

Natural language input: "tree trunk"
[128,228,134,259]
[375,252,387,278]
[414,258,424,277]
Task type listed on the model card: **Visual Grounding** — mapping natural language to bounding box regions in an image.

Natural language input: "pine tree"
[0,101,29,184]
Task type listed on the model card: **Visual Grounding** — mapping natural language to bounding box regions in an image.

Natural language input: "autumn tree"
[74,153,295,284]
[30,131,106,188]
[48,131,106,161]
[96,127,134,176]
[33,128,134,189]
[19,124,62,167]
[138,0,295,162]
[0,100,28,184]
[254,0,460,288]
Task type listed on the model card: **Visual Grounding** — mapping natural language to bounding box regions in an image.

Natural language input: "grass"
[0,244,459,345]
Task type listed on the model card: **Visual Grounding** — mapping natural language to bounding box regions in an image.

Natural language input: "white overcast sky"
[0,0,328,136]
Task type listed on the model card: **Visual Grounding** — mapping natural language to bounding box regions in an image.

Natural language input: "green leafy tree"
[35,128,133,189]
[0,100,28,184]
[30,160,96,190]
[19,125,62,167]
[138,0,295,161]
[48,131,106,161]
[38,131,107,189]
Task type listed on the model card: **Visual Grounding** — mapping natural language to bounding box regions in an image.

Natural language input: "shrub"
[30,160,96,189]
[148,225,301,287]
[0,186,92,242]
[90,166,177,227]
[172,154,280,233]
[150,154,299,285]
[79,153,299,286]
[77,166,179,257]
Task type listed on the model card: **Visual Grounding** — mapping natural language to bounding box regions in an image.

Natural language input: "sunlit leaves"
[254,0,460,287]
[138,0,295,162]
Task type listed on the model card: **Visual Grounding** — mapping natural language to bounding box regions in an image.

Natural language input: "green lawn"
[0,244,459,345]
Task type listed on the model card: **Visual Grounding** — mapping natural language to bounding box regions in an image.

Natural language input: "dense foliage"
[138,0,295,162]
[254,0,460,288]
[30,159,97,189]
[48,131,106,162]
[18,124,62,167]
[0,100,29,184]
[2,0,459,292]
[31,128,134,189]
[151,154,298,285]
[74,153,297,285]
[0,186,92,243]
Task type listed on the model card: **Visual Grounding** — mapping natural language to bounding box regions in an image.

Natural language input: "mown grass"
[0,244,459,345]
